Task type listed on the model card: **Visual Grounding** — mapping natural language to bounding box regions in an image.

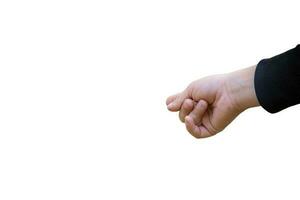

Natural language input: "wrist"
[226,65,260,111]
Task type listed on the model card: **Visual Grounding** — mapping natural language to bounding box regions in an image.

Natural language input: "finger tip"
[199,100,208,106]
[185,98,193,103]
[166,94,179,106]
[167,103,177,111]
[166,98,172,106]
[185,99,194,109]
[182,101,191,110]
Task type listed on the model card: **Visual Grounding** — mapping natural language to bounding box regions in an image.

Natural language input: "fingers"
[188,100,208,125]
[185,117,213,138]
[167,90,190,112]
[179,99,195,122]
[166,93,179,106]
[184,100,210,138]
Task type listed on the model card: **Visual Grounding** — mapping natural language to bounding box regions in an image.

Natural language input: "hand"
[166,66,260,138]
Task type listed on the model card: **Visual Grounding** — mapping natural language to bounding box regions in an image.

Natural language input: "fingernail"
[167,103,174,109]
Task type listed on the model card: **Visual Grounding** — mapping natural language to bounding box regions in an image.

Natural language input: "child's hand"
[166,66,259,138]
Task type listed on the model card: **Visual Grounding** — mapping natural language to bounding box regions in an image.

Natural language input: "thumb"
[167,89,190,111]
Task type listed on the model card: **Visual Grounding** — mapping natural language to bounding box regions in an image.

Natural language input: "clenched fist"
[166,66,260,138]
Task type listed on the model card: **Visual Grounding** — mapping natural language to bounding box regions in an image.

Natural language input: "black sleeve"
[254,44,300,113]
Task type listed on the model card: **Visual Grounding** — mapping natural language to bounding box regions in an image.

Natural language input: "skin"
[166,65,260,138]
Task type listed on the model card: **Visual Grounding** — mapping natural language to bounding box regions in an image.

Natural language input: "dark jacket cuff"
[254,45,300,113]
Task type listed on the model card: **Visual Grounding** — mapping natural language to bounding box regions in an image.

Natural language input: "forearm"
[226,65,260,112]
[227,44,300,114]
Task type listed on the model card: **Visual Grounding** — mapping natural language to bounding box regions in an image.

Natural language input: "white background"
[0,0,300,199]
